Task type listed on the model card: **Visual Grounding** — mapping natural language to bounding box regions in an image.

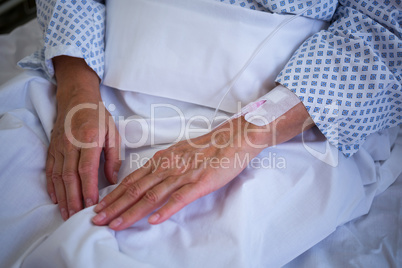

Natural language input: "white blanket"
[0,20,401,268]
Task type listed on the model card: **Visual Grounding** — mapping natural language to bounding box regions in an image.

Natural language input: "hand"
[91,116,269,230]
[46,56,121,220]
[91,102,314,230]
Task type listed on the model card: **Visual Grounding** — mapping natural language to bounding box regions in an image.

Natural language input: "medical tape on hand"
[240,84,301,126]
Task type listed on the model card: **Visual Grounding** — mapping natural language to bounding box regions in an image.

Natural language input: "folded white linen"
[104,0,327,113]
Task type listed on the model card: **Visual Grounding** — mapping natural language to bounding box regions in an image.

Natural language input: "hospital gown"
[19,0,402,157]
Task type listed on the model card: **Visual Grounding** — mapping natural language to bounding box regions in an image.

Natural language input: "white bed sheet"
[0,20,401,268]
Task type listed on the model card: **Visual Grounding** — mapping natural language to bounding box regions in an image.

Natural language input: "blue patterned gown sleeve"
[19,0,106,80]
[220,0,401,157]
[272,0,401,157]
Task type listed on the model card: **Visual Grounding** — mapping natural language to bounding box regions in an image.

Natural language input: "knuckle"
[46,150,56,162]
[105,205,118,217]
[154,162,172,174]
[168,175,185,187]
[153,150,164,159]
[126,183,141,199]
[46,179,53,187]
[195,179,211,196]
[80,128,99,143]
[154,164,168,173]
[78,162,96,177]
[66,200,81,212]
[62,134,72,145]
[196,173,211,184]
[62,136,77,152]
[172,192,185,203]
[45,168,53,178]
[152,149,168,161]
[57,198,67,206]
[116,159,123,167]
[152,169,169,180]
[143,190,159,204]
[164,176,179,185]
[62,170,78,183]
[142,159,153,169]
[51,172,62,183]
[121,176,135,188]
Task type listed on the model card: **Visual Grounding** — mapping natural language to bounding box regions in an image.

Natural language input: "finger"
[52,151,69,221]
[103,126,122,185]
[106,183,174,230]
[62,145,83,217]
[78,147,102,207]
[93,160,153,213]
[92,172,168,226]
[108,193,168,231]
[148,183,204,225]
[45,148,57,204]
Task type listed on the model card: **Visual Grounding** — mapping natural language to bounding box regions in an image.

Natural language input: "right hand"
[46,56,121,220]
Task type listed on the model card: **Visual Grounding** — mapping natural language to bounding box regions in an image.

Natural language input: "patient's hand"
[92,105,313,230]
[47,56,121,220]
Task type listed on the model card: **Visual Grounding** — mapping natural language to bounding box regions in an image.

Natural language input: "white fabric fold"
[103,0,327,113]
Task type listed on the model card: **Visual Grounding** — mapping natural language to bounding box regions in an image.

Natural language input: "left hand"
[91,116,264,230]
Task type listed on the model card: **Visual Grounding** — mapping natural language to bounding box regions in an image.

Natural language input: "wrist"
[212,116,271,155]
[240,102,315,151]
[53,56,100,85]
[53,56,102,110]
[238,116,272,152]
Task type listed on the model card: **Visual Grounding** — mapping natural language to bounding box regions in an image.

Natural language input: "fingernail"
[61,208,68,221]
[148,213,160,224]
[109,217,122,229]
[50,193,57,203]
[113,171,118,184]
[86,198,94,207]
[69,210,75,217]
[94,200,105,212]
[92,212,106,223]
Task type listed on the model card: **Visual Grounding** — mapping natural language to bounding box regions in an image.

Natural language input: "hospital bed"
[0,19,401,268]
